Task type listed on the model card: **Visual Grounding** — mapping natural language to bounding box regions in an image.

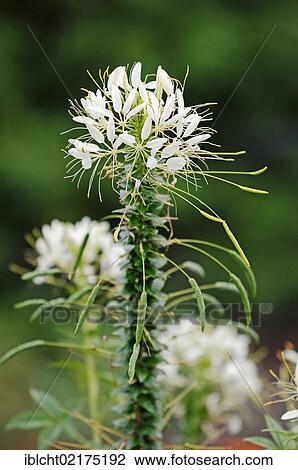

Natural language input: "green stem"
[83,323,101,447]
[116,178,169,449]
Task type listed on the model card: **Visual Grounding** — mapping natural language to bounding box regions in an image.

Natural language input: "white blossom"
[159,319,261,432]
[34,218,125,287]
[66,63,215,194]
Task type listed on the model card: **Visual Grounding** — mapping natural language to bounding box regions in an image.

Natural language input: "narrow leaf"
[21,269,62,281]
[244,437,277,449]
[74,279,101,335]
[68,233,89,282]
[14,299,46,309]
[5,411,53,431]
[0,340,47,365]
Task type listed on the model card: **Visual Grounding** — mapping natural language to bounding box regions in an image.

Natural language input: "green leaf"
[137,396,155,414]
[74,279,101,335]
[37,425,62,449]
[68,233,90,282]
[5,411,53,431]
[244,437,277,449]
[14,299,46,309]
[30,389,60,415]
[264,416,285,449]
[128,344,140,382]
[21,269,62,281]
[0,340,47,365]
[182,261,205,278]
[67,286,93,303]
[29,297,66,322]
[0,339,88,365]
[188,277,206,331]
[230,272,251,325]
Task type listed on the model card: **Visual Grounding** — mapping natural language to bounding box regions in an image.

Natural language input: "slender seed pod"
[229,272,251,325]
[135,291,147,346]
[188,277,206,331]
[128,343,140,382]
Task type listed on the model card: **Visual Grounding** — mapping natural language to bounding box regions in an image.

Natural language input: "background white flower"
[160,319,261,434]
[34,217,124,286]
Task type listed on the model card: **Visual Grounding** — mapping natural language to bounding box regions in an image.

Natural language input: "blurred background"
[0,0,297,449]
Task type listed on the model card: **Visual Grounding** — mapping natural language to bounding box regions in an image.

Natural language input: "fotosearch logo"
[38,302,274,327]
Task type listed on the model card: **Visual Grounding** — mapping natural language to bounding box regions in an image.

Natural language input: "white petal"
[176,119,184,137]
[135,179,141,189]
[176,88,184,109]
[186,133,211,145]
[123,88,136,115]
[81,154,92,169]
[86,123,104,144]
[147,156,158,169]
[166,156,186,172]
[73,115,94,125]
[283,349,298,364]
[162,94,175,121]
[121,131,136,146]
[141,116,152,140]
[126,103,145,120]
[149,93,160,117]
[107,66,125,92]
[111,85,122,113]
[156,66,173,95]
[113,135,122,149]
[183,115,202,138]
[139,81,148,103]
[146,137,167,149]
[82,142,100,153]
[131,62,142,88]
[281,410,298,421]
[68,147,81,159]
[145,80,157,90]
[147,106,156,121]
[161,141,179,157]
[107,116,115,142]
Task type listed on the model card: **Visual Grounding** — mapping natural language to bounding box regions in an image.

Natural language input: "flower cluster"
[276,348,298,422]
[66,63,216,194]
[33,217,124,286]
[160,319,261,434]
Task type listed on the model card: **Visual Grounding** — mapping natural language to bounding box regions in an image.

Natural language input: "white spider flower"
[281,409,298,421]
[159,319,261,431]
[66,63,216,197]
[33,218,125,286]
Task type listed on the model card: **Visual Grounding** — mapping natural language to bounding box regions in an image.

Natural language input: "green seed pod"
[188,277,206,331]
[128,343,140,382]
[229,272,251,326]
[228,250,257,298]
[135,291,147,345]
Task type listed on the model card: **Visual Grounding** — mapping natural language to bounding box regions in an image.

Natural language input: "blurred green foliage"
[1,0,297,448]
